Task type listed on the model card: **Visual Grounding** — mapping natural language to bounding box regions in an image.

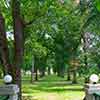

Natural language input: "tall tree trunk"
[67,69,71,81]
[83,47,88,67]
[0,12,12,75]
[12,0,24,99]
[40,67,46,78]
[35,68,38,81]
[72,70,77,84]
[31,55,34,83]
[57,65,64,78]
[48,67,51,75]
[82,32,91,67]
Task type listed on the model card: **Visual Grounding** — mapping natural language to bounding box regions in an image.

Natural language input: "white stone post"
[84,84,100,100]
[0,84,19,100]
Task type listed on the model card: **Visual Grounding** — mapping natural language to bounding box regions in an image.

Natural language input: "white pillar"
[85,84,100,100]
[0,84,19,100]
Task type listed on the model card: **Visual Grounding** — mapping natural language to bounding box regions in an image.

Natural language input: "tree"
[12,1,24,96]
[0,10,12,75]
[0,0,24,99]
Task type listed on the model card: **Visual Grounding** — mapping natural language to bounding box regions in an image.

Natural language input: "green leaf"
[95,0,100,12]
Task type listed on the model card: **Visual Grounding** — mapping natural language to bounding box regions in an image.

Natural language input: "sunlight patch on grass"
[22,75,85,100]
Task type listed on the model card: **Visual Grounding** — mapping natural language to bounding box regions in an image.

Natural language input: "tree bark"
[40,67,46,78]
[12,0,24,99]
[72,70,77,84]
[31,56,35,83]
[67,69,71,81]
[82,32,90,67]
[35,68,38,81]
[48,67,51,75]
[0,12,12,75]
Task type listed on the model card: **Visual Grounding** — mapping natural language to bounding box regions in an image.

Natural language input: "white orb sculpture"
[89,74,99,84]
[4,75,12,83]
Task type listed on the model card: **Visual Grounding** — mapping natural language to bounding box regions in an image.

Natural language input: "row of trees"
[0,0,100,99]
[19,0,100,84]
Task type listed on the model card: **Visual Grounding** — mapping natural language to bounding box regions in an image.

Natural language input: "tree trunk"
[0,12,12,75]
[84,52,88,67]
[39,66,46,77]
[31,56,34,83]
[67,69,71,81]
[57,66,64,78]
[35,68,38,81]
[82,32,90,68]
[72,70,77,84]
[48,67,51,75]
[12,0,24,99]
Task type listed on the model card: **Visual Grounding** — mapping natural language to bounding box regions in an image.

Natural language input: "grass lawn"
[22,75,85,100]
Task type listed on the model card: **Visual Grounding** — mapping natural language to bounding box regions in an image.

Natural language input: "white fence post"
[84,84,100,100]
[0,84,19,100]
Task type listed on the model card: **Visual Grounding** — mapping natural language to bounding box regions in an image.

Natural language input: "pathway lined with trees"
[22,75,84,100]
[0,0,100,99]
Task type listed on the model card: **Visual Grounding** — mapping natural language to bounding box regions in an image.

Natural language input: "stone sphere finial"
[89,74,99,84]
[4,74,12,84]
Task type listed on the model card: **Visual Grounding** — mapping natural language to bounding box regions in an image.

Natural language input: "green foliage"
[21,0,82,73]
[95,0,100,12]
[22,53,32,70]
[1,0,100,77]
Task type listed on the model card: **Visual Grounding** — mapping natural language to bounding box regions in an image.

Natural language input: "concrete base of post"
[0,84,19,100]
[9,94,18,100]
[84,84,100,100]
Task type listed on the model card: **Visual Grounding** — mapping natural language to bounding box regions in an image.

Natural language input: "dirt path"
[46,93,58,100]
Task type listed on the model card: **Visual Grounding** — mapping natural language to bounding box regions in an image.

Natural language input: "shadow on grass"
[32,87,83,92]
[22,75,84,94]
[23,81,83,93]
